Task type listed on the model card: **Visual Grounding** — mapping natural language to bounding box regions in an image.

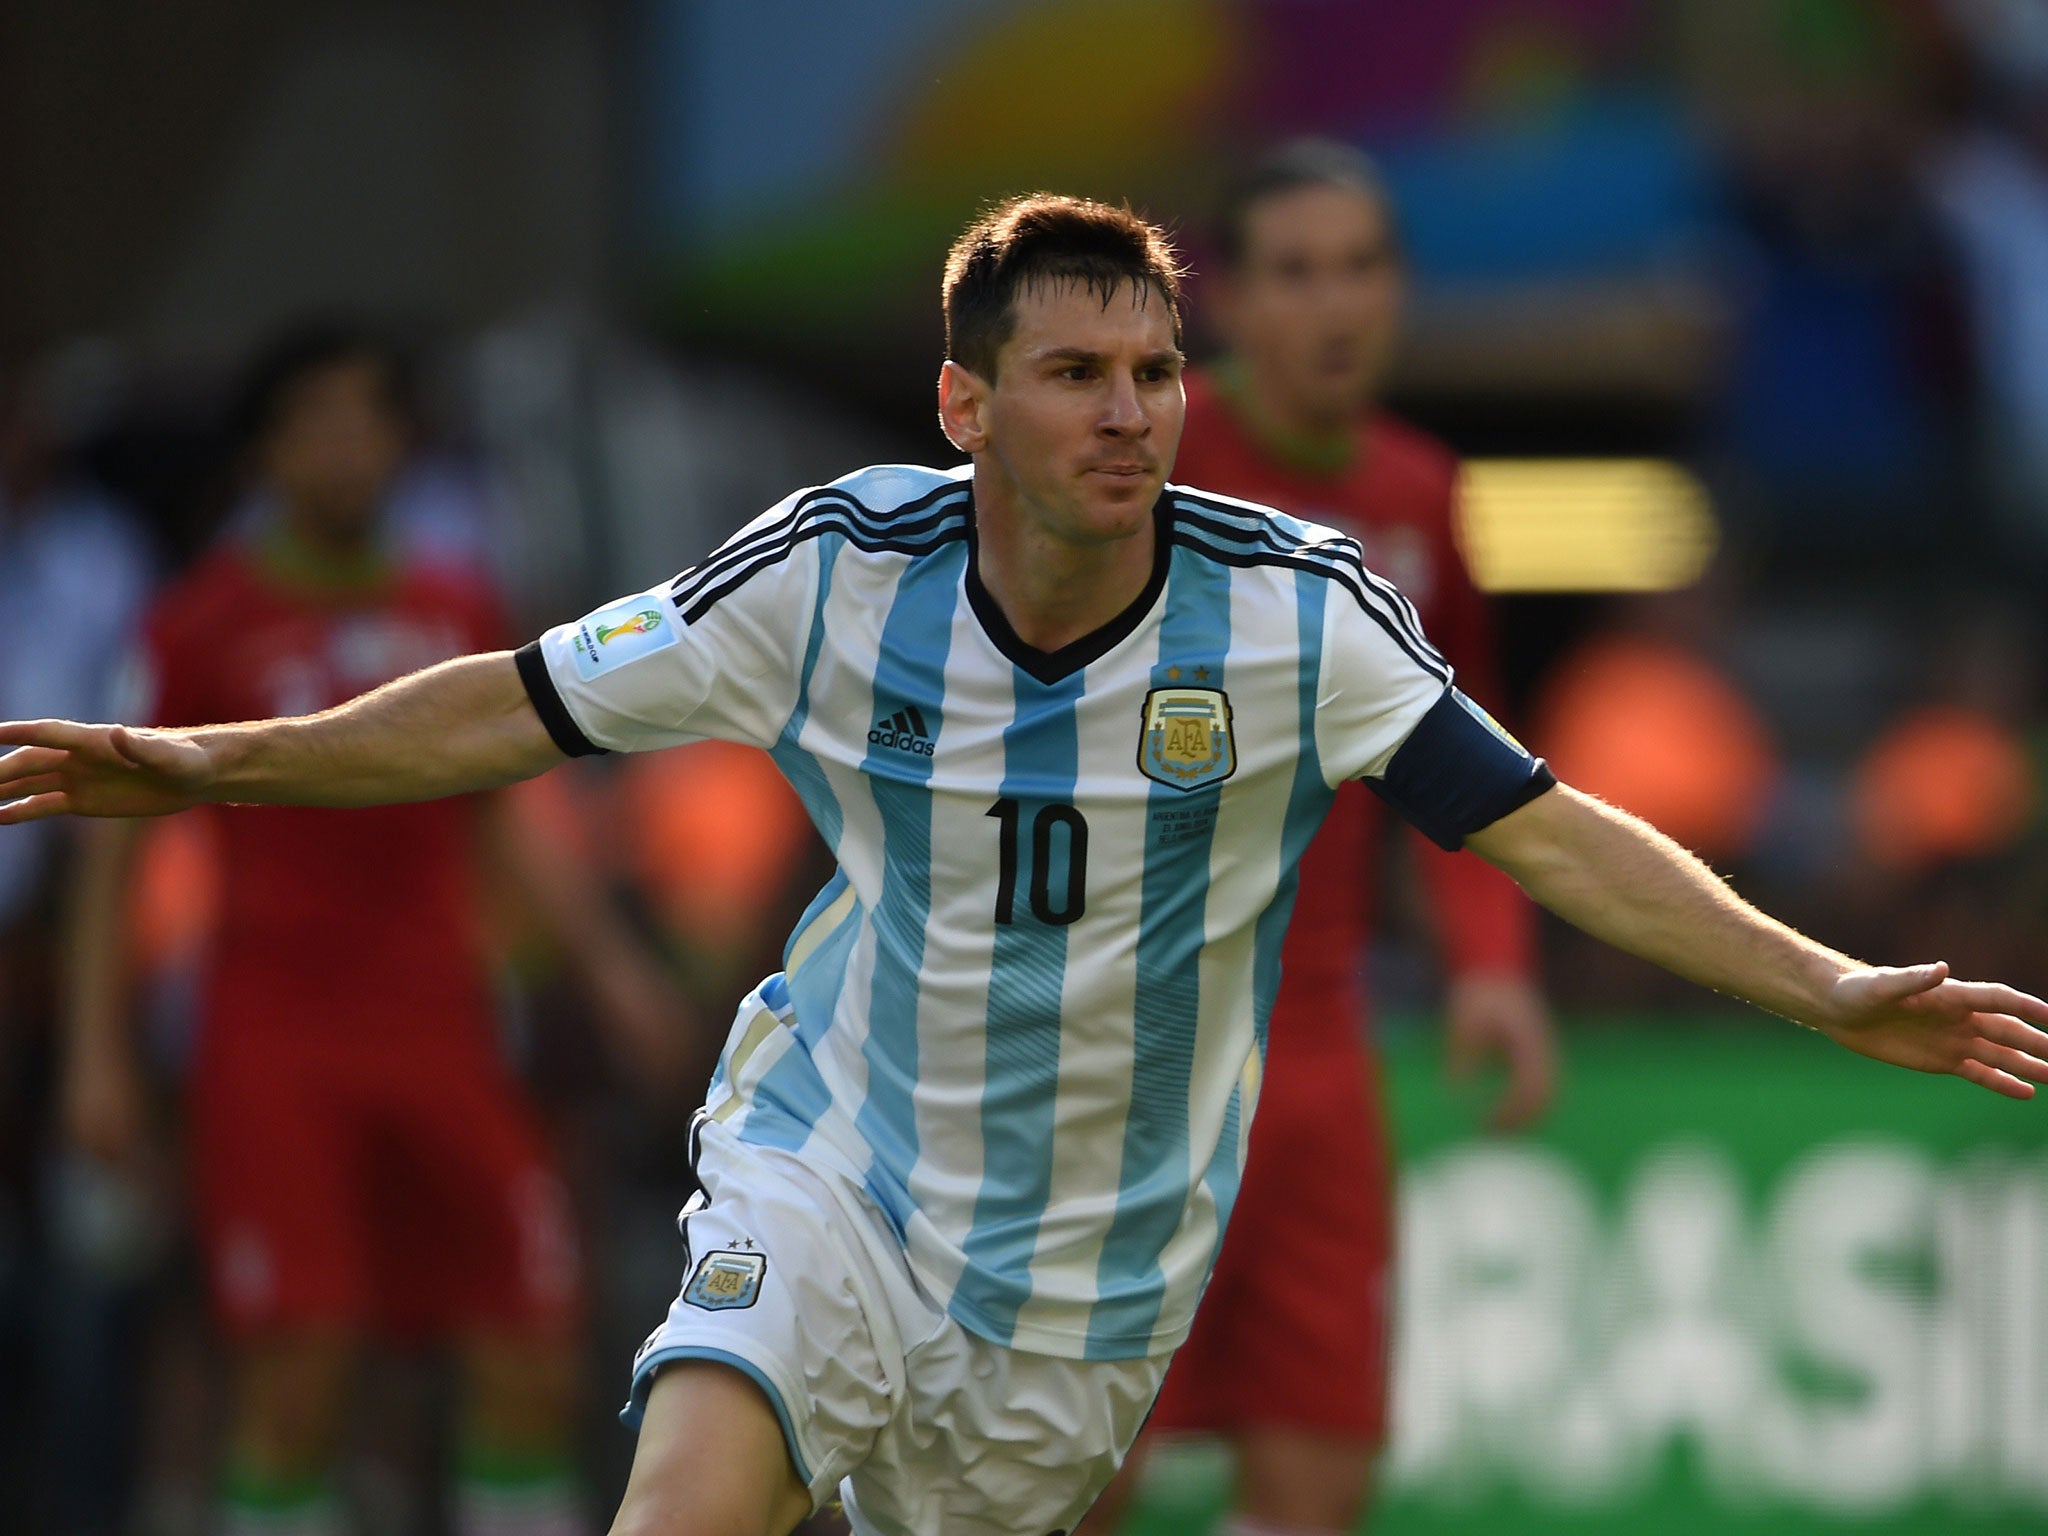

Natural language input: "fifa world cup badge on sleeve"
[571,597,679,681]
[684,1249,767,1311]
[1138,684,1236,790]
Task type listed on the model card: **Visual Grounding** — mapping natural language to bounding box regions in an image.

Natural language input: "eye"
[1060,364,1092,381]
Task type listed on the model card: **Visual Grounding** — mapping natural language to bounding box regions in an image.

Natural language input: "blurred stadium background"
[6,1,2048,1532]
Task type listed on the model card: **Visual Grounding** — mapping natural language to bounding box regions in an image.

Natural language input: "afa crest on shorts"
[1138,685,1236,791]
[684,1249,767,1311]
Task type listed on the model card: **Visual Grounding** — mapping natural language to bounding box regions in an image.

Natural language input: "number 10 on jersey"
[987,799,1089,926]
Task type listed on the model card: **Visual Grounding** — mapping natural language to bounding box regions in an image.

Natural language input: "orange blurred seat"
[1532,633,1779,863]
[616,743,814,954]
[1851,704,2036,872]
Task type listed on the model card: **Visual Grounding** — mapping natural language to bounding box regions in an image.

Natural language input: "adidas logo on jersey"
[869,704,935,756]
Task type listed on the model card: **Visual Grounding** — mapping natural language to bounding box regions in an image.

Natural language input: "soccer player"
[1082,142,1553,1536]
[58,327,686,1536]
[6,199,2047,1536]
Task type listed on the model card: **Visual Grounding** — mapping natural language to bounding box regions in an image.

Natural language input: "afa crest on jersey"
[684,1249,766,1311]
[1139,685,1236,790]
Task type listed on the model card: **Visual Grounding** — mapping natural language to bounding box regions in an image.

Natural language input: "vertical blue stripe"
[855,541,967,1234]
[783,871,863,1051]
[737,1050,837,1153]
[769,533,845,854]
[740,534,850,1156]
[1087,545,1233,1356]
[950,666,1084,1342]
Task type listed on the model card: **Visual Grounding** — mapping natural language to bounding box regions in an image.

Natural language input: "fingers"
[0,719,109,752]
[1973,1008,2048,1067]
[1971,1038,2048,1087]
[1488,1069,1551,1133]
[1956,1058,2036,1101]
[0,744,69,787]
[0,792,71,825]
[1947,980,2048,1031]
[1487,1032,1556,1133]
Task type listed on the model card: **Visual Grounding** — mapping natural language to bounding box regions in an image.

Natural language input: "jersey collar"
[963,492,1173,686]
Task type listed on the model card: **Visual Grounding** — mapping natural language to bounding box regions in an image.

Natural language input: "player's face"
[945,277,1184,547]
[1217,182,1402,429]
[261,358,409,547]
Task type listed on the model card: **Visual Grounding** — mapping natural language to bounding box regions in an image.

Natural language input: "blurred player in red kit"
[1081,141,1556,1536]
[61,327,685,1536]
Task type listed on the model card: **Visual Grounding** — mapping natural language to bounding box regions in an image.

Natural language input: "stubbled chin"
[1087,500,1156,543]
[1088,481,1156,520]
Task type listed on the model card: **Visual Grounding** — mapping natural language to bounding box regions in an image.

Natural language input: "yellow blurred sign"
[1460,458,1718,593]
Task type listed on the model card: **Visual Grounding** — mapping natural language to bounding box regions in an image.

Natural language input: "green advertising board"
[1124,1017,2048,1535]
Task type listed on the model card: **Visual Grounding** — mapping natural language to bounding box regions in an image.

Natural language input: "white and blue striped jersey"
[518,463,1550,1360]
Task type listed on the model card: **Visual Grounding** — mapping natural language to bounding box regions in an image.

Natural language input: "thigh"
[612,1359,813,1536]
[626,1128,899,1515]
[849,1326,1169,1536]
[368,1049,580,1340]
[1252,1055,1394,1438]
[1156,1051,1393,1440]
[192,1033,368,1335]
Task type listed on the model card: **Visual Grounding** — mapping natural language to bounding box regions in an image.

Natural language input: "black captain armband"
[514,640,607,758]
[1365,687,1556,851]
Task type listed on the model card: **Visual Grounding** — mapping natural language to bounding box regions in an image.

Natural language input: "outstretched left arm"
[0,651,558,823]
[1468,783,2048,1099]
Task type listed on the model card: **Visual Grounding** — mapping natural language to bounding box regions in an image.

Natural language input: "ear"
[937,360,991,455]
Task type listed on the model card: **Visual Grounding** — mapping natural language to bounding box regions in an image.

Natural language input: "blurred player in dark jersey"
[1082,141,1556,1536]
[60,326,686,1536]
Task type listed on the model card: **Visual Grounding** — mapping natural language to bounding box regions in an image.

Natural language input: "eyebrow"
[1033,346,1187,369]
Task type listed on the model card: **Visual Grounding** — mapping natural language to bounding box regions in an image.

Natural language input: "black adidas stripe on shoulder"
[1168,492,1448,681]
[674,504,971,626]
[1170,489,1441,659]
[670,481,971,624]
[669,477,969,606]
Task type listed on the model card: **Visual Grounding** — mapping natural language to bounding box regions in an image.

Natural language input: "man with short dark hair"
[7,197,2048,1536]
[60,325,684,1536]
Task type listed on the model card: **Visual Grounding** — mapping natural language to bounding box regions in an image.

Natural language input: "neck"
[262,512,389,592]
[971,475,1158,655]
[1218,355,1358,474]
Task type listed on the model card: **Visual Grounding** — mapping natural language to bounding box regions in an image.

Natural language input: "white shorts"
[625,1120,1170,1535]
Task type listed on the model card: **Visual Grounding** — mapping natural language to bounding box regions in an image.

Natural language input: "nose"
[1099,373,1148,439]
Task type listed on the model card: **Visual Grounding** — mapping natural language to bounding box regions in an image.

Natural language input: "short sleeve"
[1314,572,1552,850]
[1312,571,1455,784]
[516,499,820,757]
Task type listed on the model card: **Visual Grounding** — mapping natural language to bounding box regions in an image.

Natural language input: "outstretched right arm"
[0,650,561,823]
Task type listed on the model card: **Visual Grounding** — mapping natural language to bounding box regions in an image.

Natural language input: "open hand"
[1819,962,2048,1100]
[0,721,213,823]
[1445,972,1557,1132]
